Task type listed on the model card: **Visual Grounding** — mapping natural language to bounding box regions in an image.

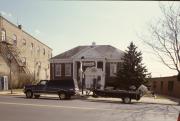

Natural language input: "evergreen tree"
[117,42,150,90]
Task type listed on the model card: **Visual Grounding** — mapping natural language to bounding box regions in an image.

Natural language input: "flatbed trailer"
[93,85,148,104]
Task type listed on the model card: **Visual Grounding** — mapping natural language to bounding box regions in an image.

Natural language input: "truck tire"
[123,97,131,104]
[92,92,98,98]
[34,95,40,99]
[26,90,33,99]
[59,93,66,100]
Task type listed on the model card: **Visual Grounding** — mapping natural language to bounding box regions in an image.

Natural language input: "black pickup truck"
[24,79,76,100]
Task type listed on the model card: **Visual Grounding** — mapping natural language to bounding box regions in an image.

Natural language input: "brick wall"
[0,16,52,83]
[150,76,180,98]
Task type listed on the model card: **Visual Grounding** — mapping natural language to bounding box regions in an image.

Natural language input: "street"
[0,95,179,121]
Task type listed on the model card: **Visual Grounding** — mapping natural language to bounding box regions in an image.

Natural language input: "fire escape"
[0,36,31,75]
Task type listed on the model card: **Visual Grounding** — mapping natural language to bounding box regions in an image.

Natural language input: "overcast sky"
[0,0,178,77]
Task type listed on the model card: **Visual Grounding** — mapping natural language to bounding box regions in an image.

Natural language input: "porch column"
[102,59,106,89]
[95,60,98,68]
[73,61,79,89]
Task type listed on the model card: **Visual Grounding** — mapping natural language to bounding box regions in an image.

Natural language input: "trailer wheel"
[59,93,66,100]
[123,97,131,104]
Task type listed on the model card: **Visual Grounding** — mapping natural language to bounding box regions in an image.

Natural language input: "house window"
[1,29,6,41]
[168,81,174,92]
[97,61,103,71]
[22,39,26,45]
[65,63,71,76]
[110,63,117,77]
[119,62,123,69]
[13,34,17,46]
[55,64,61,76]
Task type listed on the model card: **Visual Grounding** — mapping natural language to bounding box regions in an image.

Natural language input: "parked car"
[24,79,76,100]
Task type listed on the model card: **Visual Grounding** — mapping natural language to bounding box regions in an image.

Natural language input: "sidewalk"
[0,90,179,105]
[0,90,24,96]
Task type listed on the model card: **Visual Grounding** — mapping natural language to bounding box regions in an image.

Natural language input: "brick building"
[150,76,180,98]
[50,43,124,90]
[0,16,52,87]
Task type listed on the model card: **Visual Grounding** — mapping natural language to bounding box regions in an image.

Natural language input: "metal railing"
[0,36,31,74]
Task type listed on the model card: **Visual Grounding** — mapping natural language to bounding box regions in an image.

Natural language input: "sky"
[0,0,178,77]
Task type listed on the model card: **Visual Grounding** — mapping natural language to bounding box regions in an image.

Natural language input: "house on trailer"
[50,43,124,90]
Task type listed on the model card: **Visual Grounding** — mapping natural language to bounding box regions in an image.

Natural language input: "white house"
[50,43,124,90]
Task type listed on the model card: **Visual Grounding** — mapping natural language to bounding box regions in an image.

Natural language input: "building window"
[31,43,34,50]
[37,46,40,54]
[21,57,26,66]
[110,63,117,77]
[55,64,61,76]
[43,48,45,55]
[1,29,6,41]
[65,63,71,76]
[160,81,163,92]
[48,51,50,59]
[153,81,157,90]
[22,39,26,45]
[168,81,174,92]
[13,34,17,46]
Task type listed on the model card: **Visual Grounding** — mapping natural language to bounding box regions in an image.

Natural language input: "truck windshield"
[38,80,47,85]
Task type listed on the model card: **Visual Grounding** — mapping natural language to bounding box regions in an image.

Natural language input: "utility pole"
[81,56,85,95]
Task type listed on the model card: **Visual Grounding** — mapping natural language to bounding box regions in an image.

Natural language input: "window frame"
[65,63,72,76]
[1,29,6,41]
[13,34,17,46]
[43,48,46,55]
[55,64,61,77]
[168,81,174,92]
[110,63,117,77]
[22,39,26,46]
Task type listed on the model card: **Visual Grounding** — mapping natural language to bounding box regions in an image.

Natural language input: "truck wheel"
[92,92,98,98]
[34,95,40,99]
[59,93,66,100]
[123,97,131,104]
[26,91,33,99]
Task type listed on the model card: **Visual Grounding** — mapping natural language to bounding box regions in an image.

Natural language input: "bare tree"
[144,3,180,80]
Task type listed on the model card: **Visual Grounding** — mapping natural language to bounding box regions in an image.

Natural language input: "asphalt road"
[0,95,179,121]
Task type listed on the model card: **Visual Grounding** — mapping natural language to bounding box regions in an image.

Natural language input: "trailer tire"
[123,97,131,104]
[59,92,66,100]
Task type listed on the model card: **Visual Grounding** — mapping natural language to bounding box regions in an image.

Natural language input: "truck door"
[35,80,47,93]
